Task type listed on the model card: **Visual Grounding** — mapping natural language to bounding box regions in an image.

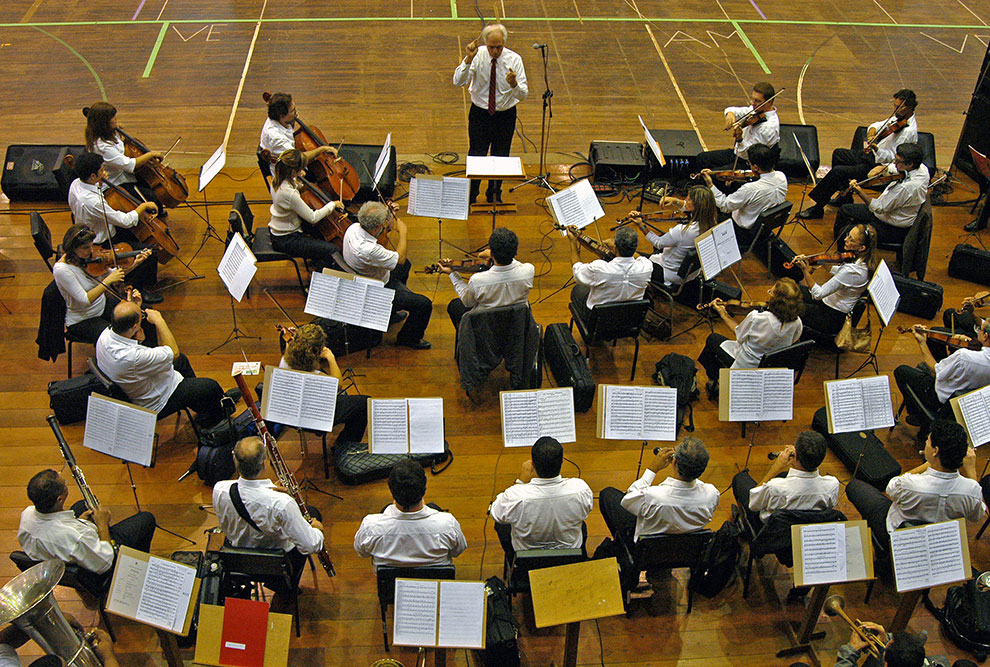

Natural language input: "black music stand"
[511,43,554,194]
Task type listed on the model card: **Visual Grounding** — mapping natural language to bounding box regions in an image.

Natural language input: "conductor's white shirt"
[453,47,528,111]
[620,471,720,541]
[449,260,534,311]
[213,478,324,554]
[489,475,593,551]
[724,106,780,158]
[572,256,653,308]
[353,505,467,571]
[885,468,986,533]
[747,468,840,521]
[96,328,182,413]
[69,178,140,245]
[720,310,803,369]
[18,507,114,574]
[342,223,398,283]
[711,171,788,230]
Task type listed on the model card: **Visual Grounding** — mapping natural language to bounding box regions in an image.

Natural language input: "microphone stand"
[512,43,555,194]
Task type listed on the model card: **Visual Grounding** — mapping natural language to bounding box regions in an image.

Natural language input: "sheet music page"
[868,260,900,327]
[800,523,847,585]
[408,398,445,454]
[303,271,341,320]
[860,375,895,430]
[958,387,990,447]
[216,232,257,302]
[358,283,395,332]
[642,387,678,441]
[826,378,866,433]
[845,524,868,581]
[536,387,577,444]
[602,385,645,439]
[370,399,410,454]
[727,371,764,421]
[638,115,666,166]
[439,176,471,221]
[695,232,721,280]
[501,391,540,447]
[82,393,121,459]
[198,145,226,192]
[712,220,741,271]
[464,155,523,177]
[927,520,967,587]
[546,179,604,230]
[82,396,156,467]
[297,374,338,432]
[373,133,391,187]
[332,278,367,328]
[106,550,147,621]
[135,556,196,633]
[261,367,304,426]
[891,525,934,591]
[392,579,438,647]
[408,176,443,218]
[437,581,486,649]
[760,369,795,421]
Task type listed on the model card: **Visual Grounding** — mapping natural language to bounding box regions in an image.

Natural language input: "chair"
[747,201,794,258]
[217,546,302,636]
[759,340,815,382]
[505,548,585,596]
[881,200,933,278]
[644,250,701,342]
[10,551,117,641]
[851,127,936,173]
[257,146,273,192]
[228,192,307,294]
[376,565,455,651]
[455,303,542,393]
[777,124,821,182]
[569,298,650,380]
[615,530,713,614]
[805,296,869,379]
[31,211,57,271]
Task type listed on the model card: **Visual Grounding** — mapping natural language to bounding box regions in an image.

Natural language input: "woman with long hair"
[630,186,717,285]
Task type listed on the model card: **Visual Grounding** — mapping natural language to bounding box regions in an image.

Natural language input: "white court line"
[155,0,169,21]
[957,0,987,26]
[221,0,268,149]
[873,0,898,24]
[645,25,707,151]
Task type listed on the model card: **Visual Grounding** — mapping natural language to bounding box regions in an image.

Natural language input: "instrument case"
[892,272,943,320]
[542,323,596,413]
[812,407,901,491]
[47,372,115,424]
[332,440,452,485]
[949,244,990,287]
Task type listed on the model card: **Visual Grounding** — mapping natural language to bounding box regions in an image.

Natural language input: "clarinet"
[233,374,336,577]
[47,415,100,512]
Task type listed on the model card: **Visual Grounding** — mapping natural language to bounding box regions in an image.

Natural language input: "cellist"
[259,93,336,177]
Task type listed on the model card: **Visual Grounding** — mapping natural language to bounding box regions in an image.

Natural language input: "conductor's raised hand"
[464,39,479,62]
[506,68,517,88]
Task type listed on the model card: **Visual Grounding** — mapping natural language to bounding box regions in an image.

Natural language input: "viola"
[962,291,990,313]
[554,223,615,261]
[690,169,758,184]
[612,210,688,232]
[898,325,982,352]
[697,298,766,312]
[783,251,857,269]
[421,257,493,274]
[116,127,188,208]
[83,243,142,277]
[865,117,909,155]
[841,169,906,197]
[101,179,180,263]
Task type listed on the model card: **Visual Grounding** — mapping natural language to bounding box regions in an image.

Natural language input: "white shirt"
[572,256,653,308]
[68,178,140,244]
[868,114,919,164]
[453,47,528,111]
[342,222,398,283]
[18,507,114,574]
[747,468,840,521]
[934,347,990,403]
[268,181,335,236]
[809,260,870,314]
[620,471,720,541]
[96,328,182,413]
[489,475,593,551]
[725,106,780,159]
[720,310,803,369]
[353,505,467,571]
[94,135,137,186]
[213,478,324,554]
[647,222,701,285]
[259,117,296,156]
[53,261,106,326]
[450,259,534,311]
[711,171,788,230]
[885,468,986,533]
[869,163,930,228]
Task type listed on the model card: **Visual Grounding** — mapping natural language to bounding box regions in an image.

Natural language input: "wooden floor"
[2,1,990,665]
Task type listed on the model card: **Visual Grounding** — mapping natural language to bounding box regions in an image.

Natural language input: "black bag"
[689,519,741,599]
[652,353,699,435]
[542,323,596,413]
[591,537,620,560]
[753,233,804,282]
[932,578,990,661]
[892,272,943,320]
[949,244,990,287]
[47,372,111,424]
[812,407,901,490]
[476,576,521,667]
[332,440,452,485]
[310,317,382,358]
[195,410,280,486]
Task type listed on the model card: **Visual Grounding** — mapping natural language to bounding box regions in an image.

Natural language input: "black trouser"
[694,149,744,174]
[103,228,158,292]
[270,230,338,270]
[599,486,638,553]
[846,479,892,549]
[386,259,432,344]
[731,471,763,533]
[807,148,875,207]
[447,298,469,330]
[893,363,943,425]
[65,297,159,347]
[799,284,850,338]
[71,500,157,595]
[569,284,593,323]
[333,392,369,442]
[697,333,735,384]
[468,104,517,202]
[158,353,226,426]
[834,203,909,246]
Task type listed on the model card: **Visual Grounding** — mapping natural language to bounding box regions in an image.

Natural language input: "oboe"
[47,415,100,512]
[232,373,336,577]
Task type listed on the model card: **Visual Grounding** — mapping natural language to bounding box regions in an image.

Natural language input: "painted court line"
[33,26,106,101]
[132,0,148,21]
[142,21,169,78]
[19,0,45,23]
[645,24,707,152]
[222,0,268,149]
[730,20,770,74]
[956,0,987,26]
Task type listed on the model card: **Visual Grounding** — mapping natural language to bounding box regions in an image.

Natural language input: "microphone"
[532,43,547,50]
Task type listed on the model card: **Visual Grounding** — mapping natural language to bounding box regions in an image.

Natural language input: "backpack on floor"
[652,353,699,434]
[476,576,520,667]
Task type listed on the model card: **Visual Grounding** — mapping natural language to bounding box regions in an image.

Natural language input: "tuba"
[0,560,102,666]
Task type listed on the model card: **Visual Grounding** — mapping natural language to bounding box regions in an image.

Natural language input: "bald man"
[95,301,234,427]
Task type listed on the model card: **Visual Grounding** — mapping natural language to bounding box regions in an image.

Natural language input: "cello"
[101,179,180,263]
[297,179,352,250]
[116,127,189,208]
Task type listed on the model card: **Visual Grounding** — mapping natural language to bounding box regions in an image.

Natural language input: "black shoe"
[141,289,164,305]
[224,387,242,403]
[389,310,409,326]
[827,194,852,207]
[796,205,824,220]
[397,339,432,350]
[965,219,987,233]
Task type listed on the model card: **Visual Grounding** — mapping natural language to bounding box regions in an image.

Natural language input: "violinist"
[68,152,162,303]
[630,186,716,286]
[797,89,918,220]
[696,278,803,400]
[694,82,780,174]
[833,142,929,245]
[259,93,336,177]
[568,226,652,321]
[267,149,346,268]
[440,227,533,330]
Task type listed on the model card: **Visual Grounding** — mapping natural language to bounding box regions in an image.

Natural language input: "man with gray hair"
[568,225,653,321]
[342,201,432,349]
[453,23,528,204]
[599,437,720,549]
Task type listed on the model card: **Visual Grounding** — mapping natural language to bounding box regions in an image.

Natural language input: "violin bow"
[263,287,299,327]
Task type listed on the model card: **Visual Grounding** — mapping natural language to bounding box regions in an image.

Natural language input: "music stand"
[511,44,555,194]
[780,132,822,244]
[847,260,899,377]
[208,231,260,356]
[963,146,990,243]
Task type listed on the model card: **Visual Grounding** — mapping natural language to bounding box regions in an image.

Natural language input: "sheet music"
[407,177,443,218]
[464,155,524,177]
[408,398,445,454]
[198,145,225,192]
[712,220,741,270]
[695,232,721,280]
[536,388,577,444]
[83,395,157,467]
[927,520,967,587]
[826,375,895,433]
[303,271,341,319]
[216,232,257,302]
[868,260,900,327]
[761,369,794,421]
[546,179,605,230]
[262,367,338,432]
[727,369,793,422]
[891,520,968,591]
[500,388,576,447]
[957,386,990,447]
[106,551,145,621]
[393,579,438,647]
[638,115,666,166]
[370,399,410,454]
[334,277,368,322]
[800,523,847,585]
[602,385,676,441]
[304,270,394,332]
[845,524,868,581]
[373,133,391,187]
[135,556,196,633]
[360,283,395,331]
[642,387,678,441]
[439,177,471,220]
[437,581,486,649]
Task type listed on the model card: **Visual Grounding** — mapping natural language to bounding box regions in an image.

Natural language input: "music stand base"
[126,461,195,545]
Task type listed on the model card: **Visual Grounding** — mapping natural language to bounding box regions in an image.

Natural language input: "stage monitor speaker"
[777,124,820,182]
[647,129,703,180]
[335,143,397,204]
[952,40,990,183]
[589,141,646,184]
[2,145,84,202]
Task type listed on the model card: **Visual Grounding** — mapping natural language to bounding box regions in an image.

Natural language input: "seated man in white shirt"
[213,437,325,611]
[440,227,534,329]
[354,459,467,571]
[342,202,433,350]
[694,81,780,174]
[489,437,593,562]
[731,431,840,531]
[847,420,986,546]
[17,469,155,595]
[599,437,720,551]
[97,301,236,427]
[258,92,335,175]
[569,226,653,321]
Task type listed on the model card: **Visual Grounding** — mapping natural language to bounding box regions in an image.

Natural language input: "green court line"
[142,21,169,78]
[732,20,770,74]
[32,26,106,101]
[450,0,457,19]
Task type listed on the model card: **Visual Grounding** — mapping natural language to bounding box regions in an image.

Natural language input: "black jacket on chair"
[37,280,67,362]
[456,304,540,392]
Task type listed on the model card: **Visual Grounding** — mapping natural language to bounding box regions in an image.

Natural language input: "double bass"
[116,127,188,208]
[101,179,180,263]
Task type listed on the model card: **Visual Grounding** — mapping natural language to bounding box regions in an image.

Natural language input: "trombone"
[823,595,886,659]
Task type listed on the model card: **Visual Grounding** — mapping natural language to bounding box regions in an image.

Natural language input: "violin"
[865,116,909,155]
[83,243,144,277]
[554,223,615,261]
[690,169,758,184]
[116,127,188,208]
[421,257,493,274]
[783,251,857,269]
[962,291,990,313]
[697,298,766,312]
[100,179,180,263]
[841,169,906,197]
[612,210,688,232]
[726,88,785,132]
[897,325,982,352]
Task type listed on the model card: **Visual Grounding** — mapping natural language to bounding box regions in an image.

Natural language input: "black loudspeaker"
[2,145,84,201]
[589,141,646,184]
[647,129,703,179]
[952,41,990,183]
[777,124,820,181]
[335,143,397,204]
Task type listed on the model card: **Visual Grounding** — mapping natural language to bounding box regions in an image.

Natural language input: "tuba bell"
[0,560,102,666]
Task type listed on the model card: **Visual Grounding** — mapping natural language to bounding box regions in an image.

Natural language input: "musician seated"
[696,277,803,400]
[17,469,156,595]
[731,431,839,533]
[847,420,985,546]
[833,623,926,667]
[701,143,787,251]
[68,152,162,303]
[489,437,593,560]
[96,302,237,427]
[440,227,534,330]
[259,92,335,176]
[598,438,719,552]
[353,459,467,571]
[630,186,716,286]
[267,148,346,269]
[0,621,119,667]
[213,437,326,611]
[568,226,653,321]
[343,202,432,349]
[694,82,780,174]
[833,142,929,246]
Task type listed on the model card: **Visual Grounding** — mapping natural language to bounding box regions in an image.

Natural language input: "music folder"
[106,546,200,636]
[194,602,292,667]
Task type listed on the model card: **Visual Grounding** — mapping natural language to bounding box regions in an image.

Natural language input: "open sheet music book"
[500,388,577,447]
[951,384,990,448]
[373,133,392,187]
[217,232,258,302]
[260,365,338,432]
[596,385,677,441]
[464,155,524,178]
[638,115,666,167]
[824,375,895,433]
[107,546,199,635]
[695,220,741,280]
[546,178,606,231]
[718,368,794,422]
[791,520,873,587]
[407,175,471,221]
[868,260,900,327]
[890,518,971,592]
[83,394,157,467]
[303,268,395,332]
[392,579,486,649]
[369,398,445,454]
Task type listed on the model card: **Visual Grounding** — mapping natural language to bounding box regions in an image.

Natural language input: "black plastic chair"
[376,565,455,651]
[257,146,273,191]
[505,548,585,596]
[805,297,869,378]
[217,546,302,636]
[759,340,816,382]
[228,192,307,294]
[644,250,702,341]
[615,530,713,614]
[569,298,650,381]
[31,211,57,271]
[748,201,794,259]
